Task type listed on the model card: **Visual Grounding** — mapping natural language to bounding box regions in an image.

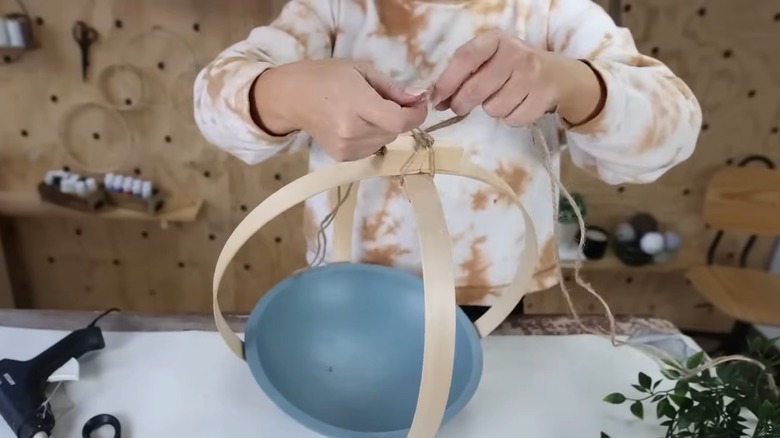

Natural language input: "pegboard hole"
[50,95,58,103]
[772,127,779,134]
[243,264,251,271]
[701,122,709,131]
[20,129,28,137]
[113,259,121,266]
[682,188,691,196]
[3,56,12,64]
[747,89,756,98]
[587,304,596,312]
[115,19,123,29]
[85,285,92,293]
[726,158,734,165]
[275,236,283,244]
[705,223,712,230]
[623,3,631,12]
[208,233,216,240]
[722,49,732,59]
[62,166,71,172]
[774,12,780,22]
[92,132,101,140]
[240,204,248,212]
[650,47,659,56]
[274,173,282,181]
[141,231,149,239]
[47,256,55,264]
[697,7,707,16]
[625,277,634,284]
[125,98,133,106]
[193,23,200,32]
[134,167,142,176]
[149,289,157,296]
[35,17,44,26]
[164,135,172,143]
[157,61,165,71]
[727,252,735,260]
[563,275,572,282]
[203,170,211,178]
[617,186,625,194]
[75,228,82,236]
[178,261,185,268]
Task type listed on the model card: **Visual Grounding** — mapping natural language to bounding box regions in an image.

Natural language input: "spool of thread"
[61,179,75,194]
[141,181,152,199]
[580,226,609,260]
[112,175,124,192]
[75,181,87,197]
[664,231,682,253]
[0,18,10,47]
[104,173,115,190]
[4,14,30,48]
[131,179,143,196]
[639,232,665,255]
[121,176,133,193]
[615,222,636,243]
[86,178,97,193]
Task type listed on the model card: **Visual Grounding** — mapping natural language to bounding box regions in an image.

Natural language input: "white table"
[0,312,698,438]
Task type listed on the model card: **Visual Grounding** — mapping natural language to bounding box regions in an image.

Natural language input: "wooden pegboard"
[0,0,777,333]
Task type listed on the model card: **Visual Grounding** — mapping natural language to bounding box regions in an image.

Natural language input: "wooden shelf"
[559,249,694,272]
[0,191,203,222]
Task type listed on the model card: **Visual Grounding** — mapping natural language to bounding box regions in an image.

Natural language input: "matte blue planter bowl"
[244,263,483,438]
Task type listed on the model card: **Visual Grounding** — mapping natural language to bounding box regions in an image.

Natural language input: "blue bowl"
[244,263,483,438]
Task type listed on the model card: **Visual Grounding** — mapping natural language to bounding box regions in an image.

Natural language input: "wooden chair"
[686,156,780,354]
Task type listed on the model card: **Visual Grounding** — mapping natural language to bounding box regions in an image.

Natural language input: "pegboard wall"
[0,0,778,332]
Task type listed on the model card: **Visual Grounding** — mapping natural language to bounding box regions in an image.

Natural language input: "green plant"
[602,337,780,437]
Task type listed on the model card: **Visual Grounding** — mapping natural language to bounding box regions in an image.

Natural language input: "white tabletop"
[0,326,675,438]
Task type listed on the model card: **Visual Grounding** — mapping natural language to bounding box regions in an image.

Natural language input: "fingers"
[447,46,515,116]
[355,63,427,106]
[504,90,555,127]
[358,98,428,133]
[482,71,530,119]
[430,30,502,107]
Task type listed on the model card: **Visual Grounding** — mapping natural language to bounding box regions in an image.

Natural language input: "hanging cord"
[531,123,776,394]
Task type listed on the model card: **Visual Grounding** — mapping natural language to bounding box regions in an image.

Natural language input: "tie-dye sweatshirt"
[193,0,701,305]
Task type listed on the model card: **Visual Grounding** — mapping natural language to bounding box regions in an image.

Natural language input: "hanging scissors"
[72,21,99,82]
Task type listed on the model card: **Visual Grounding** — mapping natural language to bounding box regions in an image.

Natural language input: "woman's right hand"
[252,59,428,161]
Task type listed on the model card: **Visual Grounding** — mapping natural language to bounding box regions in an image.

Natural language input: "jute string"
[306,112,777,395]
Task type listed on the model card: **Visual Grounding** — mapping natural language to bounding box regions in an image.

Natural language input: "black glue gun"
[0,325,106,438]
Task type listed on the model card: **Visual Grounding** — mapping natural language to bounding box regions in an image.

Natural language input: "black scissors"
[72,21,99,82]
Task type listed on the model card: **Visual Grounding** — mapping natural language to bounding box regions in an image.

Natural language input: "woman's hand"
[253,59,428,161]
[430,30,602,127]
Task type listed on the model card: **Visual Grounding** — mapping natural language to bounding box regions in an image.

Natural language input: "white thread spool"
[112,175,125,191]
[121,176,133,193]
[0,18,10,47]
[131,179,143,196]
[61,179,75,194]
[75,181,87,197]
[5,15,27,48]
[141,181,152,199]
[86,178,97,193]
[104,173,115,190]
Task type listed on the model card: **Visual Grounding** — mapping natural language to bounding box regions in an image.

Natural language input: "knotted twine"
[307,113,778,395]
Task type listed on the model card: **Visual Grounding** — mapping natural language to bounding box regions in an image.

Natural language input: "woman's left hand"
[430,29,601,127]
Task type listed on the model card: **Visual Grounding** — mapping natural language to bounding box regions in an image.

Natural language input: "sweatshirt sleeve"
[546,0,702,184]
[193,0,339,165]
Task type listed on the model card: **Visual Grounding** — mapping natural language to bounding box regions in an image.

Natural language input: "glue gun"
[0,325,106,438]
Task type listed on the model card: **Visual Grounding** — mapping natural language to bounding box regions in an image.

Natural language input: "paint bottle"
[121,176,133,193]
[131,179,143,197]
[75,181,87,197]
[4,14,29,48]
[0,18,10,47]
[86,178,97,193]
[141,181,153,199]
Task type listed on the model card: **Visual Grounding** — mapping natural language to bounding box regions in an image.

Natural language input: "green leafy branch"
[601,337,780,438]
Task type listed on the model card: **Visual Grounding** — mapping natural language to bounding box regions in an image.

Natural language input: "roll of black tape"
[579,226,609,260]
[82,414,121,438]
